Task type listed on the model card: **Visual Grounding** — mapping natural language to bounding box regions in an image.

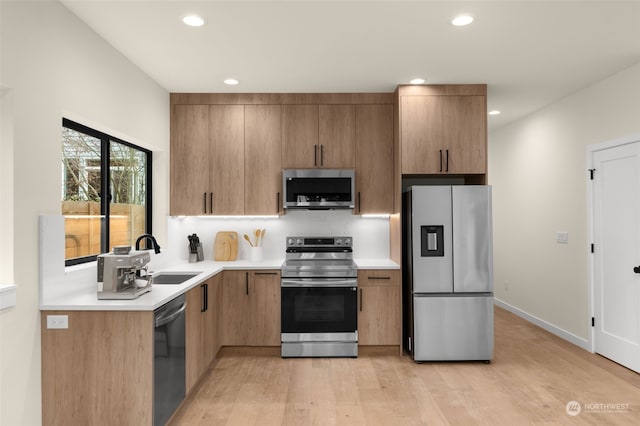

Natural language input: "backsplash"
[166,210,390,262]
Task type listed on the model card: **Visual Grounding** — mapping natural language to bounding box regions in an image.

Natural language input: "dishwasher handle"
[155,302,187,327]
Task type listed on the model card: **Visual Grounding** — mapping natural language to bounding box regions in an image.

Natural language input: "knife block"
[189,243,204,263]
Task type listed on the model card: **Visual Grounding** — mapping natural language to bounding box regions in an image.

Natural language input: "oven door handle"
[281,279,358,288]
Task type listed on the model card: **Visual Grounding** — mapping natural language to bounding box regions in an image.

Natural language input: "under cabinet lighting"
[361,214,391,219]
[410,78,425,85]
[451,15,474,26]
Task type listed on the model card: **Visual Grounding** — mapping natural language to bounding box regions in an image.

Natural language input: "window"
[61,118,152,266]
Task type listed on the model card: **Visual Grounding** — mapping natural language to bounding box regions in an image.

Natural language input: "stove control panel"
[285,236,353,248]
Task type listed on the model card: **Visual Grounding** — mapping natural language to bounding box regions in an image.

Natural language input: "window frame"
[62,118,153,266]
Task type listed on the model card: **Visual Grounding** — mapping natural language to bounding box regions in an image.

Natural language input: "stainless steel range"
[281,236,358,357]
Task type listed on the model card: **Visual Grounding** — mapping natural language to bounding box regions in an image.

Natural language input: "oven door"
[281,278,357,342]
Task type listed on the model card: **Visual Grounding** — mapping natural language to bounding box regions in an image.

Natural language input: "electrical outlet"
[47,315,68,329]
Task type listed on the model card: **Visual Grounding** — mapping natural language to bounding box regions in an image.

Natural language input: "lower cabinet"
[222,270,280,346]
[358,269,401,346]
[41,310,155,426]
[185,274,221,393]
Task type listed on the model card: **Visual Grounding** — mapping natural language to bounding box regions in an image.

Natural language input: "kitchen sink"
[152,272,201,285]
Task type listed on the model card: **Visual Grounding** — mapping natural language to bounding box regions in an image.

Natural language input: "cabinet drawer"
[358,269,400,285]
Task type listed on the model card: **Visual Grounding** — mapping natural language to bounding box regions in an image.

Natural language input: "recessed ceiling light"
[224,78,239,86]
[488,110,501,116]
[410,78,425,85]
[451,15,474,26]
[182,15,205,27]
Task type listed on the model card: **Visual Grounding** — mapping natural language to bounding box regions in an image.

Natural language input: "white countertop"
[40,258,398,311]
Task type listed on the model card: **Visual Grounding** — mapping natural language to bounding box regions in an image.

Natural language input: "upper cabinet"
[210,105,245,215]
[170,105,211,216]
[318,104,356,168]
[170,104,245,216]
[245,105,282,215]
[282,104,318,169]
[282,104,356,169]
[399,85,487,175]
[355,104,394,214]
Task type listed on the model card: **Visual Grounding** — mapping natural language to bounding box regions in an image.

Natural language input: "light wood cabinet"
[355,104,394,214]
[399,87,486,175]
[357,270,401,346]
[245,105,282,215]
[442,96,486,174]
[210,105,245,215]
[318,104,356,168]
[41,310,154,425]
[221,270,280,346]
[282,104,319,168]
[185,275,221,393]
[282,104,356,169]
[170,104,245,215]
[171,104,211,215]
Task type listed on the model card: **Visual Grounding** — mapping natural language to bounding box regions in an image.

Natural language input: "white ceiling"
[60,0,640,132]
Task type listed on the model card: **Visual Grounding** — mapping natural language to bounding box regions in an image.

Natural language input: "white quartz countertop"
[40,258,398,311]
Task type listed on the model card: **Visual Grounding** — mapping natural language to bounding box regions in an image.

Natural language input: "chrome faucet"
[135,234,161,254]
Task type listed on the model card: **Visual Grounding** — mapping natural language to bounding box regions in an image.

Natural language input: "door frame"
[587,132,640,354]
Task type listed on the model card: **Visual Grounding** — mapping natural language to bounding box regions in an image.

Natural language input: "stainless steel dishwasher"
[154,294,187,425]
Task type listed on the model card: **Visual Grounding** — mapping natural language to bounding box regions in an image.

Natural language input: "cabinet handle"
[245,272,249,295]
[205,283,209,312]
[254,272,278,275]
[358,192,361,214]
[367,276,391,280]
[320,144,324,166]
[203,193,207,214]
[314,144,318,166]
[439,150,443,173]
[210,192,214,213]
[276,192,280,214]
[360,288,363,312]
[200,283,206,312]
[446,149,449,172]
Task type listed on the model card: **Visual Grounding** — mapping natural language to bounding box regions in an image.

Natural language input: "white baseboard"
[494,298,591,352]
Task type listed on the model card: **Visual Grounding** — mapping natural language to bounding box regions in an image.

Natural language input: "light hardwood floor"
[170,307,640,425]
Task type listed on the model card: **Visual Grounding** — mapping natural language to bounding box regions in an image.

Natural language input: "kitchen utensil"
[214,231,238,261]
[254,229,261,246]
[243,234,254,247]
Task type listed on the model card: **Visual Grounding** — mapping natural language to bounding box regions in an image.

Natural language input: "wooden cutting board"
[214,231,238,261]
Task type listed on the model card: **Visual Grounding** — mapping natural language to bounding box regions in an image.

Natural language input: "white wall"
[489,62,640,345]
[0,2,169,425]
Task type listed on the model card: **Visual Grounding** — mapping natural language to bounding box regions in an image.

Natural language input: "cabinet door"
[442,95,487,174]
[171,105,210,215]
[355,104,393,214]
[221,271,250,345]
[245,105,282,215]
[319,104,356,168]
[248,271,281,346]
[358,270,401,346]
[400,96,443,174]
[282,104,318,168]
[185,284,205,393]
[207,273,222,359]
[210,105,244,215]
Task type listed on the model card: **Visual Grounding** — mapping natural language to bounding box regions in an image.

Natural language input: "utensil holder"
[249,247,263,262]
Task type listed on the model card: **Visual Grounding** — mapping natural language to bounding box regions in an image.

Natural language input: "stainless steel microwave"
[282,169,355,210]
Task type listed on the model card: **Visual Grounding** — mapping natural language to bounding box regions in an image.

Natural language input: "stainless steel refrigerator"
[403,185,494,362]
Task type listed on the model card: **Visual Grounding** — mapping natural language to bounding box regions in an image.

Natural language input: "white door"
[592,140,640,373]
